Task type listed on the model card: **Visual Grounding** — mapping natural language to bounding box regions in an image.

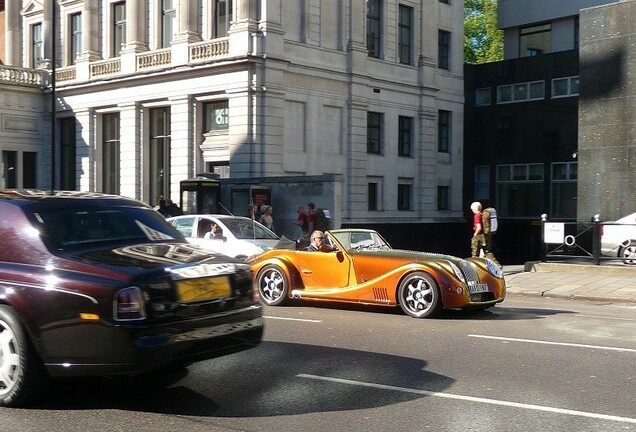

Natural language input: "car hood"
[351,248,461,264]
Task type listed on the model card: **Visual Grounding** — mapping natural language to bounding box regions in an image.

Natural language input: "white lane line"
[468,334,636,353]
[264,315,322,323]
[297,374,636,425]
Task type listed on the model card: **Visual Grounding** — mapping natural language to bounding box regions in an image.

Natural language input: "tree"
[464,0,503,64]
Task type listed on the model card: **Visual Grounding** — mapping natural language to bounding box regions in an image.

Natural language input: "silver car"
[167,214,280,259]
[601,212,636,264]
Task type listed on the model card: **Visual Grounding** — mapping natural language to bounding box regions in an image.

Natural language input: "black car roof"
[0,190,150,209]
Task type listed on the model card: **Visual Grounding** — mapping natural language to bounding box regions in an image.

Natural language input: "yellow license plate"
[177,276,231,302]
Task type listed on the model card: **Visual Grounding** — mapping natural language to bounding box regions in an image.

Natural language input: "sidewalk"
[503,262,636,303]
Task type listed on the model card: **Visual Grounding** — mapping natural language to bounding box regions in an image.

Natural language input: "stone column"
[120,1,147,73]
[168,95,193,203]
[41,0,53,68]
[118,102,141,200]
[74,108,95,192]
[5,0,20,65]
[177,0,200,42]
[80,0,101,60]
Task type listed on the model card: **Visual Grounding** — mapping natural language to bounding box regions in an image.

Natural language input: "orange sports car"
[246,229,506,318]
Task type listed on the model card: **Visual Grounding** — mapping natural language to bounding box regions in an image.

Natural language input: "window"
[113,2,126,56]
[69,13,82,65]
[102,113,120,195]
[367,0,382,58]
[367,112,383,154]
[2,151,17,188]
[520,24,551,57]
[60,117,76,190]
[496,163,544,217]
[438,110,451,153]
[439,0,449,3]
[398,116,412,157]
[497,81,545,103]
[215,0,233,38]
[438,30,450,70]
[475,88,491,106]
[204,100,229,131]
[474,165,490,200]
[550,162,577,218]
[437,186,449,211]
[161,0,176,48]
[398,5,412,65]
[23,153,37,188]
[149,107,171,207]
[31,23,43,68]
[368,182,378,211]
[552,76,579,98]
[398,181,412,211]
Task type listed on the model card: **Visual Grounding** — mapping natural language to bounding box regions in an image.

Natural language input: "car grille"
[470,292,495,302]
[459,260,480,284]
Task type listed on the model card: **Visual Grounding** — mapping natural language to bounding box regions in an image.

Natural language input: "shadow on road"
[28,341,454,417]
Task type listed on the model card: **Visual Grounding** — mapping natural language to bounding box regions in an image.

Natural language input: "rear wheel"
[0,305,48,407]
[397,272,442,318]
[256,265,289,306]
[619,241,636,264]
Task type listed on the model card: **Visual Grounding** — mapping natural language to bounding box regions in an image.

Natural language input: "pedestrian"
[470,201,486,258]
[165,199,182,217]
[157,199,170,217]
[259,205,275,233]
[307,202,316,234]
[295,204,308,239]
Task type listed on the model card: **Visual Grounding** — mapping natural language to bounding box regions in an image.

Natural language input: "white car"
[601,211,636,264]
[167,214,280,259]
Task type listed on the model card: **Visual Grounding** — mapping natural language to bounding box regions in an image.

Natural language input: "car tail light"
[114,287,146,321]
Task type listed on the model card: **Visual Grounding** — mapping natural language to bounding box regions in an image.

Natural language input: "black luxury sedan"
[0,190,263,406]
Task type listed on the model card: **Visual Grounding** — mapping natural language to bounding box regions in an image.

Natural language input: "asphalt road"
[1,294,635,432]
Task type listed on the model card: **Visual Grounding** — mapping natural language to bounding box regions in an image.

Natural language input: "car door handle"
[302,269,312,274]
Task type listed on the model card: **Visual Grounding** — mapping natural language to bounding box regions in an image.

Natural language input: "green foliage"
[464,0,503,64]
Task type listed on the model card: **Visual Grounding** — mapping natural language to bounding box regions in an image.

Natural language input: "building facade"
[0,0,466,246]
[463,0,627,262]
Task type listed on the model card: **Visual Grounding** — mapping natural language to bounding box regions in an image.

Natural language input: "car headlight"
[486,259,503,278]
[449,261,466,283]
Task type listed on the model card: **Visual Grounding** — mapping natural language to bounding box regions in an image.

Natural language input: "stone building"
[0,0,466,249]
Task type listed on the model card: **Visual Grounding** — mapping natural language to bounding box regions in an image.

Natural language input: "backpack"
[482,207,498,234]
[315,208,333,232]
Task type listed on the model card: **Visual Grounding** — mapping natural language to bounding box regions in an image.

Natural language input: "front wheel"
[256,265,289,306]
[397,272,442,318]
[0,305,48,407]
[619,241,636,264]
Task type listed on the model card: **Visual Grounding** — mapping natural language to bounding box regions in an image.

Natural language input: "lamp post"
[50,0,57,192]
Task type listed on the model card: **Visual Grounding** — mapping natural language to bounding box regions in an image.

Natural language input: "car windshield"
[34,206,183,249]
[220,218,279,240]
[330,231,391,251]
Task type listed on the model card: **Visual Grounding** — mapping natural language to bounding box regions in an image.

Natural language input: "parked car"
[247,229,505,319]
[0,190,263,407]
[601,211,636,264]
[167,214,280,259]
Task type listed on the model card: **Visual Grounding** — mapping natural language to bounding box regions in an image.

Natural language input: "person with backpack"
[481,205,499,264]
[471,201,499,264]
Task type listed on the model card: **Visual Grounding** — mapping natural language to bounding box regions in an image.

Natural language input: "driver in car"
[307,230,330,251]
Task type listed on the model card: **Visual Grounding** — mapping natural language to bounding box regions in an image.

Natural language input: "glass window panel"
[552,163,567,180]
[475,88,491,106]
[512,164,527,181]
[514,83,527,101]
[529,81,544,99]
[497,165,511,181]
[570,77,579,95]
[553,78,568,97]
[497,85,512,103]
[529,163,544,180]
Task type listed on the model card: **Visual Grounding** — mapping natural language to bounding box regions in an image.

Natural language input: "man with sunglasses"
[307,230,327,251]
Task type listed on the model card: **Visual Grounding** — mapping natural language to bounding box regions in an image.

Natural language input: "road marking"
[264,315,322,323]
[297,374,636,424]
[468,334,636,353]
